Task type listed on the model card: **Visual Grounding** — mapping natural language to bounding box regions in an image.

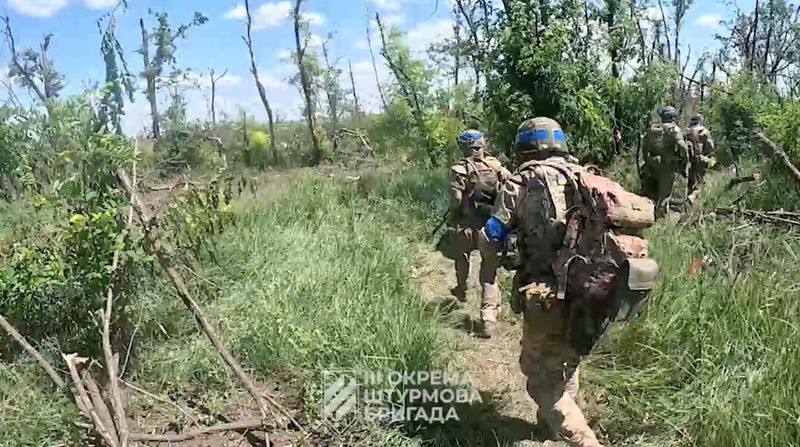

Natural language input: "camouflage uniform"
[449,130,510,329]
[641,107,689,217]
[687,114,716,196]
[481,118,603,447]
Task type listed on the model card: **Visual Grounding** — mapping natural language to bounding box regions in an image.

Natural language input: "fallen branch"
[752,130,800,185]
[129,419,262,442]
[62,354,119,447]
[147,179,207,192]
[100,145,137,447]
[726,173,761,190]
[120,379,200,428]
[0,314,65,389]
[115,168,274,425]
[714,207,800,229]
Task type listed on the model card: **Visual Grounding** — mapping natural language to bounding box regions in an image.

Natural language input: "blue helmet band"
[457,131,484,144]
[515,128,566,145]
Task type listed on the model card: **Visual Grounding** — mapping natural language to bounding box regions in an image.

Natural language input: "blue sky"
[1,0,751,134]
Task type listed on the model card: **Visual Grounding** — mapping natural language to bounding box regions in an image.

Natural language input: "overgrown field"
[2,163,800,446]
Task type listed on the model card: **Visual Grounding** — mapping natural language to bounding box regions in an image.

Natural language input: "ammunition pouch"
[499,233,521,270]
[608,258,659,322]
[568,258,659,355]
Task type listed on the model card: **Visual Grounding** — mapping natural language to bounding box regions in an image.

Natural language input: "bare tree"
[348,59,362,119]
[139,18,160,139]
[243,0,278,164]
[2,16,63,113]
[293,0,323,164]
[208,68,228,127]
[366,15,388,111]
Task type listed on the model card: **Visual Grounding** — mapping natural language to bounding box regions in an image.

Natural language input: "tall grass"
[133,170,447,408]
[588,167,800,447]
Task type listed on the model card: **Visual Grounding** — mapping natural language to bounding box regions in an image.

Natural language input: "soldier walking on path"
[640,106,690,217]
[481,117,659,447]
[449,130,510,337]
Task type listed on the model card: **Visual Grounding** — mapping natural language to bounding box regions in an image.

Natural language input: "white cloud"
[176,71,243,89]
[383,14,406,25]
[308,34,323,48]
[408,19,454,53]
[353,38,370,51]
[278,49,293,60]
[8,0,68,17]
[695,13,722,28]
[223,4,247,20]
[223,2,324,29]
[305,11,326,26]
[223,1,290,29]
[82,0,117,9]
[367,0,402,11]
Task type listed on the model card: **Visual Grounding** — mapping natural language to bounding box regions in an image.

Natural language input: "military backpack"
[518,160,659,355]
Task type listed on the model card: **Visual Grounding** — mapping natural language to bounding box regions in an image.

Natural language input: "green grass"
[131,169,447,423]
[586,166,800,447]
[0,363,83,446]
[3,160,799,446]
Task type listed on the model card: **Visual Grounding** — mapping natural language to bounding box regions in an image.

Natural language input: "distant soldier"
[687,114,716,202]
[641,106,690,217]
[449,130,510,336]
[481,117,658,447]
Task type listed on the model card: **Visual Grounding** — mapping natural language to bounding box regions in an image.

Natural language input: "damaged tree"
[139,10,207,140]
[293,0,324,165]
[2,16,65,114]
[243,0,279,164]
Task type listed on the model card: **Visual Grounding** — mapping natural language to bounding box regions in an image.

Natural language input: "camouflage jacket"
[687,125,716,158]
[491,156,583,278]
[450,155,510,229]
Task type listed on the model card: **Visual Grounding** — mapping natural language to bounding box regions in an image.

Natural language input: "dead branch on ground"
[713,207,800,229]
[726,173,761,190]
[752,130,800,185]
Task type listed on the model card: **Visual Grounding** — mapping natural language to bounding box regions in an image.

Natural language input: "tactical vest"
[516,157,659,354]
[460,157,503,223]
[687,125,706,156]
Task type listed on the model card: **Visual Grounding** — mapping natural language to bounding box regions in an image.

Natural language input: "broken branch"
[752,130,800,185]
[129,419,262,442]
[0,314,65,389]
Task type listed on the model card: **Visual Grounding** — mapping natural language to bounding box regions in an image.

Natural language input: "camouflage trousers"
[452,227,501,324]
[688,155,709,193]
[515,276,603,447]
[640,162,674,217]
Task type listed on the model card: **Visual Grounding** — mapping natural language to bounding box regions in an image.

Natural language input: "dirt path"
[414,247,569,446]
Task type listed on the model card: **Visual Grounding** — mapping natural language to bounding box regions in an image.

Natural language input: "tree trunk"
[375,13,438,168]
[366,18,388,111]
[243,0,278,164]
[210,71,217,127]
[140,19,160,140]
[294,0,323,165]
[751,0,760,71]
[348,59,361,119]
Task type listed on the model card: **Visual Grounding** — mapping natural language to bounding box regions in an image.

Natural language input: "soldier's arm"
[449,165,467,215]
[484,174,523,242]
[701,129,716,155]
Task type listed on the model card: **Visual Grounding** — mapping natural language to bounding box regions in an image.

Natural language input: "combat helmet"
[514,117,568,158]
[690,113,704,126]
[457,129,486,149]
[659,106,679,122]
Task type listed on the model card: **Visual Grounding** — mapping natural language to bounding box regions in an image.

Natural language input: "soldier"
[449,129,510,336]
[687,114,716,202]
[641,106,690,217]
[480,117,604,447]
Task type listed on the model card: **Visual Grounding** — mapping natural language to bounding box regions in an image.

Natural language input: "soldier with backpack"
[641,106,690,217]
[449,129,511,335]
[687,114,716,203]
[481,117,659,447]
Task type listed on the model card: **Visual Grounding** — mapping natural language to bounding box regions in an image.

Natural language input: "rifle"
[430,209,451,237]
